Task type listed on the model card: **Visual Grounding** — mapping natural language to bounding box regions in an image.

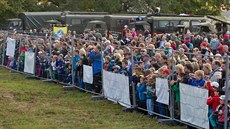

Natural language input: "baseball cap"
[211,82,219,88]
[113,65,120,70]
[220,95,225,100]
[162,69,170,74]
[200,42,207,47]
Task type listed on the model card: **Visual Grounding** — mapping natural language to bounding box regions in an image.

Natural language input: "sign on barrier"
[6,37,16,57]
[83,65,93,84]
[156,78,169,105]
[180,83,209,129]
[24,52,35,74]
[103,70,131,108]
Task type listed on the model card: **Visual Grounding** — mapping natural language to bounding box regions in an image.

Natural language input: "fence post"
[100,41,104,95]
[33,44,37,76]
[1,37,5,66]
[170,51,175,120]
[224,56,229,129]
[131,47,137,108]
[17,36,22,71]
[2,32,8,66]
[71,38,75,85]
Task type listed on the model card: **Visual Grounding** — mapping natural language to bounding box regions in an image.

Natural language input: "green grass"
[0,68,183,129]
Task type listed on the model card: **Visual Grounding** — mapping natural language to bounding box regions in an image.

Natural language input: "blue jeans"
[158,102,165,119]
[146,99,154,116]
[78,78,84,91]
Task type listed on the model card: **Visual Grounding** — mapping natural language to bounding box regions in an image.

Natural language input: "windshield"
[191,21,201,33]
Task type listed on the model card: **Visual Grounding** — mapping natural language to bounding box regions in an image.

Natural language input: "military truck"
[60,11,108,33]
[1,12,62,33]
[84,14,146,35]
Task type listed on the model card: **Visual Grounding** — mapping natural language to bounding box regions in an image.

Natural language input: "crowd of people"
[1,26,230,129]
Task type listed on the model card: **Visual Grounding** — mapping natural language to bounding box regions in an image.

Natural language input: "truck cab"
[84,20,107,34]
[2,18,23,32]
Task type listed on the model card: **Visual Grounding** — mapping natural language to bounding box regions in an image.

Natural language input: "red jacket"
[205,81,215,97]
[207,95,220,112]
[215,104,230,122]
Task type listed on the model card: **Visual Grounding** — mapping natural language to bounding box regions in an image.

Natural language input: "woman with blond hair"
[203,63,212,76]
[114,53,122,68]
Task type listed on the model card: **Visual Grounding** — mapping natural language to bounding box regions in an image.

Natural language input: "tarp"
[24,52,35,74]
[103,70,131,108]
[83,65,93,84]
[156,78,169,105]
[180,83,209,129]
[6,37,16,57]
[19,12,62,30]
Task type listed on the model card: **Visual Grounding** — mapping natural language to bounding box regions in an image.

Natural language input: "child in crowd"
[188,70,206,87]
[157,68,170,119]
[56,54,64,82]
[206,84,220,129]
[112,65,120,73]
[120,59,129,76]
[136,75,147,114]
[65,63,72,84]
[104,56,110,71]
[213,95,230,129]
[50,55,57,79]
[77,59,84,90]
[144,78,156,117]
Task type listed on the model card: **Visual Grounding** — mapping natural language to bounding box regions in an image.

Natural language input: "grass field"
[0,67,183,129]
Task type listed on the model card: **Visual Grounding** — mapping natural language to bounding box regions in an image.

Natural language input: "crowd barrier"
[0,31,230,129]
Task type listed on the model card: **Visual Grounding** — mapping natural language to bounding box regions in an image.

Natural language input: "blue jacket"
[188,77,206,87]
[136,83,147,101]
[89,51,102,75]
[56,59,64,74]
[73,55,80,71]
[210,38,220,50]
[146,85,155,99]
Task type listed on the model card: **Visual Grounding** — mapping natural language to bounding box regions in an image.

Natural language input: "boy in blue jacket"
[188,70,206,87]
[136,75,147,114]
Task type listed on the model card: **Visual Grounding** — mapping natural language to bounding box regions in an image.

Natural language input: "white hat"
[38,51,43,54]
[215,54,221,58]
[113,65,120,70]
[220,95,225,100]
[211,82,219,88]
[124,25,128,28]
[104,40,111,45]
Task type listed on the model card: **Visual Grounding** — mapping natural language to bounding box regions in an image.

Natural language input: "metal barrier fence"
[0,31,230,129]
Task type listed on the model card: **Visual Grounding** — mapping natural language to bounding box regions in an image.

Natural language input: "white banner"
[103,70,131,108]
[156,78,169,105]
[24,52,35,74]
[83,65,93,84]
[180,83,209,129]
[6,37,16,57]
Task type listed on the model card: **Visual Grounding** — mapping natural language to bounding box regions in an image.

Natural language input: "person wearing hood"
[210,34,220,55]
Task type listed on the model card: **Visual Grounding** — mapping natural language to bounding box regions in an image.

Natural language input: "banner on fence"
[83,65,93,84]
[6,37,16,57]
[156,78,169,105]
[180,83,209,129]
[24,52,35,74]
[103,70,131,108]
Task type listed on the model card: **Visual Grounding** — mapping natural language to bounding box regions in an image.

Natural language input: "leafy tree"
[0,0,230,26]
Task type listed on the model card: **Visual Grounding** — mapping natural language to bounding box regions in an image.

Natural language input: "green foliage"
[0,0,229,26]
[0,0,40,26]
